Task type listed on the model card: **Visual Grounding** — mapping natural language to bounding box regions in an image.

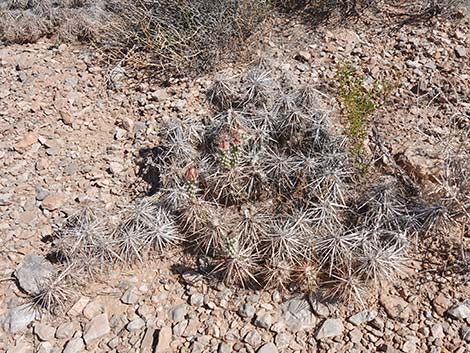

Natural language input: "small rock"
[35,186,49,201]
[182,271,203,286]
[191,342,204,353]
[126,317,146,332]
[244,331,262,347]
[83,301,105,320]
[405,60,420,69]
[121,287,139,305]
[257,342,278,353]
[378,343,399,353]
[274,332,291,349]
[114,127,127,140]
[315,319,344,340]
[348,310,378,325]
[447,303,470,320]
[169,304,187,322]
[349,328,362,343]
[155,326,172,352]
[109,162,124,175]
[190,293,204,307]
[0,194,12,206]
[281,298,316,331]
[56,322,75,340]
[173,320,188,336]
[254,311,273,329]
[433,293,452,316]
[7,342,32,353]
[84,313,110,344]
[460,326,470,342]
[238,303,256,319]
[295,51,311,63]
[1,304,36,333]
[380,294,410,321]
[430,323,444,339]
[68,297,90,317]
[15,132,38,150]
[41,193,66,211]
[402,338,417,353]
[63,338,84,353]
[37,342,55,353]
[108,337,120,349]
[271,291,282,303]
[309,299,329,318]
[218,342,232,353]
[455,46,467,58]
[34,323,56,341]
[14,254,56,295]
[141,327,156,352]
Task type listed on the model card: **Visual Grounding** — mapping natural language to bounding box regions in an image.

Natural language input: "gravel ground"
[0,6,468,353]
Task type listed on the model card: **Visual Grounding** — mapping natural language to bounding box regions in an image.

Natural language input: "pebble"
[244,331,262,347]
[37,342,54,353]
[274,332,291,349]
[34,323,56,341]
[432,293,452,316]
[63,338,84,353]
[254,311,273,330]
[84,313,110,344]
[14,253,56,295]
[1,304,36,333]
[190,293,204,307]
[155,326,172,352]
[430,323,444,339]
[447,303,470,320]
[41,193,66,211]
[257,342,278,353]
[126,317,146,332]
[218,342,232,353]
[140,327,155,351]
[238,303,256,319]
[169,304,187,322]
[380,295,410,321]
[56,322,75,340]
[309,299,329,318]
[121,287,139,305]
[191,342,204,353]
[68,297,90,317]
[83,301,105,320]
[460,326,470,342]
[173,320,188,336]
[315,319,344,340]
[455,46,467,58]
[349,310,378,325]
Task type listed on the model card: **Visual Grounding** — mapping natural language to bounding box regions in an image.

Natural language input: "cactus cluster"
[150,65,417,302]
[48,64,467,309]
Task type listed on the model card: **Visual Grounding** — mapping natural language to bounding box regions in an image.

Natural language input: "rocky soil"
[0,7,469,353]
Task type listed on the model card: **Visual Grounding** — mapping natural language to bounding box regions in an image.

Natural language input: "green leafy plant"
[336,64,389,173]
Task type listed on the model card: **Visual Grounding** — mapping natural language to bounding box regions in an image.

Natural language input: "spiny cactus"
[355,240,405,285]
[31,269,74,315]
[207,78,235,110]
[243,67,272,105]
[211,235,260,288]
[52,206,113,273]
[51,63,456,307]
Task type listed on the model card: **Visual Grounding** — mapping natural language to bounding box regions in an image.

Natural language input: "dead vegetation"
[1,1,465,80]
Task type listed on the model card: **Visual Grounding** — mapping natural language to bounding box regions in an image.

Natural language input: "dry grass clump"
[0,0,108,44]
[99,0,270,80]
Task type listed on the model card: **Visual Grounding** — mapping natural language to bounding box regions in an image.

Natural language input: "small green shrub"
[336,64,389,172]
